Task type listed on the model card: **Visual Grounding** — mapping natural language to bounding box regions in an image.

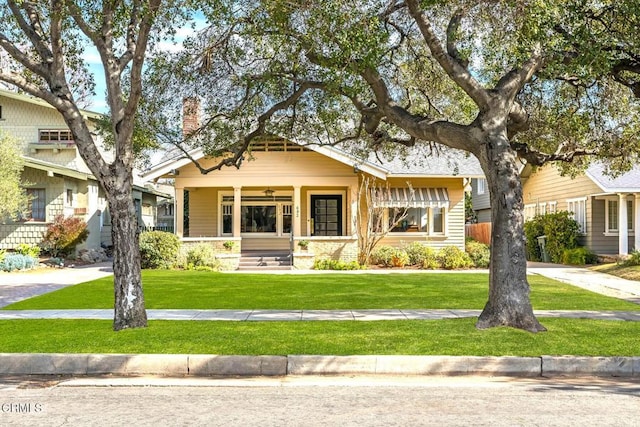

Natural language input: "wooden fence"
[465,222,491,245]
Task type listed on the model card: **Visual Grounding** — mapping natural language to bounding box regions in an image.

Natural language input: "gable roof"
[0,88,102,120]
[140,142,483,182]
[585,162,640,193]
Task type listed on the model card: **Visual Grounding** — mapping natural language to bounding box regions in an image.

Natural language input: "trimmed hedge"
[139,231,180,269]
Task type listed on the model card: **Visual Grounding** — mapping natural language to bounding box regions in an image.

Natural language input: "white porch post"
[635,194,640,252]
[233,186,242,237]
[618,193,628,256]
[175,187,184,238]
[293,186,302,237]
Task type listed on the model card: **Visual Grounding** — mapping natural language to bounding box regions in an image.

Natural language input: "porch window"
[282,204,292,234]
[242,206,276,233]
[26,188,46,221]
[222,203,233,234]
[605,199,633,233]
[567,197,587,233]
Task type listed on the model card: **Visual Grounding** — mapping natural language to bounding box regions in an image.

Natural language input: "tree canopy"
[143,0,640,332]
[0,130,28,221]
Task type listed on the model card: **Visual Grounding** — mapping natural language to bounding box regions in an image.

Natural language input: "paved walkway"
[1,261,639,321]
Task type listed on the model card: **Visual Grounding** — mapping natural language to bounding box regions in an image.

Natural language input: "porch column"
[293,186,302,237]
[233,186,242,237]
[635,194,640,252]
[618,193,628,256]
[175,187,184,238]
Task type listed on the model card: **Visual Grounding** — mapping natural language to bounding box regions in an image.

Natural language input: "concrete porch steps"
[237,251,292,271]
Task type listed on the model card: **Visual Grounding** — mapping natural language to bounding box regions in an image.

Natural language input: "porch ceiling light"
[263,187,275,197]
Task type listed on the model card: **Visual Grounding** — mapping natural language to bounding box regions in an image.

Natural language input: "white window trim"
[387,206,447,236]
[477,178,486,195]
[603,197,635,237]
[524,204,537,221]
[566,197,587,235]
[548,201,557,214]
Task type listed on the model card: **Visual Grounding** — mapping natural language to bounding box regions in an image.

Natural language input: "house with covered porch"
[141,140,483,269]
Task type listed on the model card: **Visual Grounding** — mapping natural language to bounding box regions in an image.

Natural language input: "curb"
[1,354,639,377]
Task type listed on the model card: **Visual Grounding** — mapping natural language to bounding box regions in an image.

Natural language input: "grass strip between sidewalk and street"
[3,271,640,311]
[1,318,639,356]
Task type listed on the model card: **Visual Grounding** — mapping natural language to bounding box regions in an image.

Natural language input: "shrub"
[139,231,180,269]
[465,239,490,268]
[313,258,363,270]
[623,250,640,267]
[390,249,410,267]
[524,212,580,263]
[186,243,218,269]
[524,215,545,261]
[15,243,41,258]
[1,253,37,272]
[41,215,89,257]
[562,247,598,266]
[223,240,235,250]
[404,242,433,266]
[438,246,473,270]
[543,211,580,263]
[370,246,396,267]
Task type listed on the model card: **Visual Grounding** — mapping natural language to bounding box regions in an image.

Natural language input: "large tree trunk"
[475,135,546,333]
[108,185,147,331]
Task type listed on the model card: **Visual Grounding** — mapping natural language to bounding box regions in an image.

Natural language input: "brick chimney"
[182,97,200,138]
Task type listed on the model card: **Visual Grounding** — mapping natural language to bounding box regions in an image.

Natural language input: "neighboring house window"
[605,199,633,233]
[142,203,152,216]
[476,178,486,195]
[66,189,74,206]
[26,188,46,221]
[164,204,174,216]
[524,204,537,221]
[567,198,587,233]
[0,105,3,119]
[539,202,547,216]
[39,129,74,143]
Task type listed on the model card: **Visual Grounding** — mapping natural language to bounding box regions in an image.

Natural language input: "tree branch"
[405,0,490,109]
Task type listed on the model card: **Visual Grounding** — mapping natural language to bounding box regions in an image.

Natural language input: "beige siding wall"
[187,188,219,237]
[522,165,601,214]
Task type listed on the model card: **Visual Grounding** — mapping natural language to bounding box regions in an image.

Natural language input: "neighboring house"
[471,163,640,256]
[471,177,490,223]
[141,139,483,268]
[0,88,168,252]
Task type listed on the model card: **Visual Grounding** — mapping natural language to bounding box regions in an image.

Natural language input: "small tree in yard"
[0,1,187,330]
[41,215,89,258]
[356,177,412,265]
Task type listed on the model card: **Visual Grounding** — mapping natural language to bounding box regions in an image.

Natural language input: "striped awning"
[373,187,449,208]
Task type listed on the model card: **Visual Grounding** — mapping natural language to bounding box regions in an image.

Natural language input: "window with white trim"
[222,203,233,235]
[548,201,557,214]
[539,202,547,216]
[605,199,633,233]
[567,198,587,233]
[388,206,445,234]
[524,204,537,221]
[476,178,486,195]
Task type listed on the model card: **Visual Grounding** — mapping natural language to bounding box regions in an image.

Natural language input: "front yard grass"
[590,263,640,282]
[4,271,640,311]
[1,318,639,356]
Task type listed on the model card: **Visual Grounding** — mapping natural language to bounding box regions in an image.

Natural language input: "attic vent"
[249,141,310,152]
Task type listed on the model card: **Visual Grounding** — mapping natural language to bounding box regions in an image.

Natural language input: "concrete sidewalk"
[1,308,640,321]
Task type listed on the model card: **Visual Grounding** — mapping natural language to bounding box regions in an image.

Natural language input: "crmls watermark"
[1,402,44,413]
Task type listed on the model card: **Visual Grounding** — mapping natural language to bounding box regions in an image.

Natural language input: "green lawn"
[1,318,638,356]
[4,270,640,311]
[3,271,639,355]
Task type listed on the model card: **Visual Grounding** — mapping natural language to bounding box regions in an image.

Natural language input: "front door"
[311,195,342,236]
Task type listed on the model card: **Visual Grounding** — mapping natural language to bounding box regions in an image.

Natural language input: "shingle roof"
[365,144,484,177]
[586,162,640,192]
